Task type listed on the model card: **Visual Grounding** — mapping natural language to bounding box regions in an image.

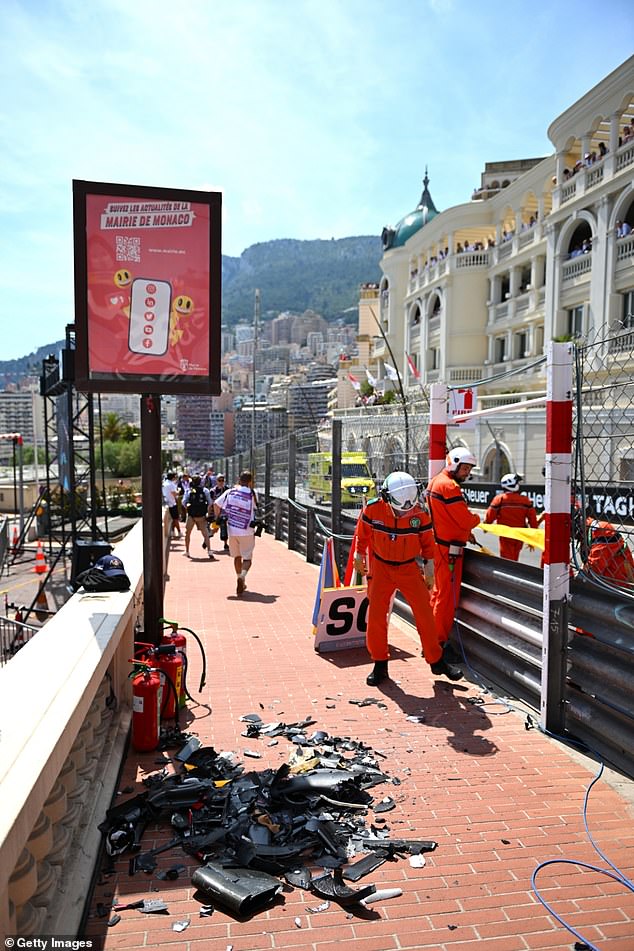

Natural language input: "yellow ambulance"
[307,452,375,505]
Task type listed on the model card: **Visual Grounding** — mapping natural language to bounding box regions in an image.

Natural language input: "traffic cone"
[33,540,47,575]
[35,588,49,622]
[12,525,19,552]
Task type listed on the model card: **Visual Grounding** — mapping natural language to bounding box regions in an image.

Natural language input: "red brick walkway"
[85,531,634,950]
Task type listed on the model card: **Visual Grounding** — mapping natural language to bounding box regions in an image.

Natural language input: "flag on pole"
[348,372,361,391]
[406,353,420,379]
[311,538,341,632]
[364,367,377,387]
[384,363,399,382]
[343,505,369,586]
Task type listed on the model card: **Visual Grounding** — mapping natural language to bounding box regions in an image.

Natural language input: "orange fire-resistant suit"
[584,518,634,584]
[427,468,480,644]
[485,490,538,561]
[355,497,442,664]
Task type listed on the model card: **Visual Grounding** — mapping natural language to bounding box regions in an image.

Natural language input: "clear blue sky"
[0,0,631,360]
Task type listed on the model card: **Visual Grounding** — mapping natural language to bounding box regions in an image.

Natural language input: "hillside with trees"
[221,235,382,324]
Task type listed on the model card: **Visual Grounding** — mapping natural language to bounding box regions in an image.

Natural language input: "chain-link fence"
[571,327,634,598]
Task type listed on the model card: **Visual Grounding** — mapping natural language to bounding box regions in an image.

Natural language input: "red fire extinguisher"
[160,618,207,709]
[161,622,188,709]
[134,643,183,721]
[153,645,183,720]
[130,664,162,752]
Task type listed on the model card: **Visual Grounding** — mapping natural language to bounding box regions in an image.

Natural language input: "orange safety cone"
[12,525,19,552]
[33,540,47,575]
[35,588,49,622]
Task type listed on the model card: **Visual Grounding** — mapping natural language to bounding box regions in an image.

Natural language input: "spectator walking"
[214,470,259,595]
[177,471,192,522]
[485,473,538,561]
[162,472,182,538]
[208,474,229,550]
[427,448,480,652]
[185,475,216,560]
[354,471,463,686]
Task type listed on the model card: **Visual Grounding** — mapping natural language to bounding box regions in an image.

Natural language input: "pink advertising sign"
[73,181,221,395]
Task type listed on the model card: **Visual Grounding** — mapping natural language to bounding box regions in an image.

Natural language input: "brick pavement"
[84,530,634,950]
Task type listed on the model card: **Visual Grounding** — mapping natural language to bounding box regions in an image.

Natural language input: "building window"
[619,455,634,480]
[567,305,584,337]
[622,290,634,329]
[536,325,545,354]
[495,337,507,363]
[514,331,528,359]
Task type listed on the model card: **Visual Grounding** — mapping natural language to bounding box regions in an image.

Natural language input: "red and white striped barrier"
[428,382,448,481]
[540,341,573,731]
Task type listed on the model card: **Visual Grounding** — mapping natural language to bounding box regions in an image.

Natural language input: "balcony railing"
[562,253,592,283]
[561,180,577,204]
[616,234,634,268]
[497,240,514,260]
[616,141,634,172]
[518,228,536,248]
[455,250,490,269]
[608,330,634,355]
[449,366,486,383]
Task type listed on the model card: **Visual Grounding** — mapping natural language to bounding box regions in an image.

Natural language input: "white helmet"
[382,471,419,513]
[500,472,521,492]
[445,447,477,473]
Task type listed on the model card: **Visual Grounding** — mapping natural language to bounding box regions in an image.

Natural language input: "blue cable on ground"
[531,758,634,951]
[448,557,634,949]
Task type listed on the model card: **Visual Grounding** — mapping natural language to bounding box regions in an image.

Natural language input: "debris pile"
[97,713,436,920]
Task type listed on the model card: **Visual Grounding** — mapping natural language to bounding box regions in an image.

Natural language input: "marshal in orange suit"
[354,472,463,686]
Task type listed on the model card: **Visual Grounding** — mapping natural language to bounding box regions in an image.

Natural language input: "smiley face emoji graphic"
[173,295,194,315]
[114,269,133,288]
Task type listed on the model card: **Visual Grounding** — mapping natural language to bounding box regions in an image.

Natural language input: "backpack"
[74,555,131,592]
[187,485,208,518]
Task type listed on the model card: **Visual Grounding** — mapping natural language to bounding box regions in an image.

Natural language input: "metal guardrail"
[0,615,38,666]
[267,495,634,779]
[457,552,634,778]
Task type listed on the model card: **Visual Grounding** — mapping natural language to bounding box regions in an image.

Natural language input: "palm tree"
[101,412,124,442]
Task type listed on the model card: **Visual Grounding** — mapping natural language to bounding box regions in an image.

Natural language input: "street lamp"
[251,289,261,473]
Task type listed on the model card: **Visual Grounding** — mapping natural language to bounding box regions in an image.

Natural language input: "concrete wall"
[0,518,166,936]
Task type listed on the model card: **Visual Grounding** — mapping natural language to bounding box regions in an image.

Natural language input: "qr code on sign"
[116,235,141,263]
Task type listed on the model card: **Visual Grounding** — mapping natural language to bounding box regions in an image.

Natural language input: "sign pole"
[141,394,164,645]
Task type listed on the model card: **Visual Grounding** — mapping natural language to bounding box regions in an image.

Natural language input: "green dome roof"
[382,171,439,250]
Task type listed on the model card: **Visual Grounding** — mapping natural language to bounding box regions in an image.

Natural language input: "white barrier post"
[428,383,448,481]
[540,341,573,734]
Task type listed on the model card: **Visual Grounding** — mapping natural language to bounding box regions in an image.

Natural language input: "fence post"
[306,507,316,564]
[275,499,283,540]
[428,383,448,481]
[264,442,272,525]
[288,433,297,551]
[331,419,342,568]
[541,341,573,735]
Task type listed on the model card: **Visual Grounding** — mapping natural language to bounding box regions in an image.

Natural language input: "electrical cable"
[530,742,634,951]
[446,355,547,391]
[446,536,634,949]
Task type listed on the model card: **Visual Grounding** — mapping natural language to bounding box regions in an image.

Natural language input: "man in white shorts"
[213,470,258,596]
